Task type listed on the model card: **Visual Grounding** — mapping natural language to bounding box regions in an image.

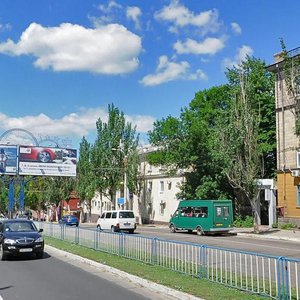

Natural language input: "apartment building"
[267,47,300,226]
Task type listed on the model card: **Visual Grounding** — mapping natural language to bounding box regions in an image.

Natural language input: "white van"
[96,210,136,233]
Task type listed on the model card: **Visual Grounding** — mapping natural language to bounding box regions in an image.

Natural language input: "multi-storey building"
[268,47,300,226]
[89,146,186,224]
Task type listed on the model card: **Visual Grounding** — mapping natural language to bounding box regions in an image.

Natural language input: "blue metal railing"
[37,222,300,300]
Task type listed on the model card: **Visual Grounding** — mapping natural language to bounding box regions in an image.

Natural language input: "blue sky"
[0,0,299,149]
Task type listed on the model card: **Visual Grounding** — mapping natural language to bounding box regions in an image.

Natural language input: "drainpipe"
[276,63,287,215]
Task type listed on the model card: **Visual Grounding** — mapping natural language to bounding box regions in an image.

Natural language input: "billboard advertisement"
[18,146,77,177]
[0,145,18,175]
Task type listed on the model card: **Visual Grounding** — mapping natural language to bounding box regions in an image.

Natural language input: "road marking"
[0,295,3,300]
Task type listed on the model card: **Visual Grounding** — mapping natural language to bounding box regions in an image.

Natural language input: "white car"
[96,210,136,233]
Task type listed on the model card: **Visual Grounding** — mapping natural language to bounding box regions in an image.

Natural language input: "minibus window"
[216,207,222,217]
[224,207,229,217]
[112,212,117,218]
[106,212,112,218]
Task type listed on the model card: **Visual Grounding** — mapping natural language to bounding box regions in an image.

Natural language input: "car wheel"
[0,244,7,261]
[38,151,52,163]
[170,224,176,233]
[128,229,134,234]
[36,251,44,259]
[196,226,204,236]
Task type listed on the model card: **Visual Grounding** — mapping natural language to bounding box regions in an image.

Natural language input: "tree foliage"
[148,56,276,229]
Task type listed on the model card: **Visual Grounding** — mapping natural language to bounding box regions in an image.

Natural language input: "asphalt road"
[0,251,172,300]
[137,226,300,258]
[81,223,300,259]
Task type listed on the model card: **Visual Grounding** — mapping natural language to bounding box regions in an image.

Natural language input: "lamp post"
[112,146,127,210]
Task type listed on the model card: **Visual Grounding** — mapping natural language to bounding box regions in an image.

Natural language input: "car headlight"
[35,236,44,243]
[4,238,16,245]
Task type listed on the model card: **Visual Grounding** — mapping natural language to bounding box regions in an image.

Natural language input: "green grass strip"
[45,236,267,300]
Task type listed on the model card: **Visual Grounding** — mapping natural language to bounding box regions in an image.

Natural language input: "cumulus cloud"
[231,22,242,35]
[155,0,220,34]
[174,36,226,55]
[140,55,207,86]
[126,6,142,30]
[223,45,254,69]
[0,22,142,74]
[0,108,155,145]
[91,0,123,26]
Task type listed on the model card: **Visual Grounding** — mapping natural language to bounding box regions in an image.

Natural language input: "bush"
[233,215,253,228]
[279,223,297,230]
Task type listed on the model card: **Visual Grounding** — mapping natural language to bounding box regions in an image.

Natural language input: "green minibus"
[169,199,233,235]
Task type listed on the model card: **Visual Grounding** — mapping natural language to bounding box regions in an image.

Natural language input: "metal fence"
[37,222,300,300]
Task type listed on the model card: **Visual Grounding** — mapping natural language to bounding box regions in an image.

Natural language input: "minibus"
[169,200,233,235]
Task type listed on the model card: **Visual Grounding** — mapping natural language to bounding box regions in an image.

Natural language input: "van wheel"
[111,226,115,233]
[170,224,176,233]
[188,230,193,234]
[96,225,101,230]
[196,226,203,236]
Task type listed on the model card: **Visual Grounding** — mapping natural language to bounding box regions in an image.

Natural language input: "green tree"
[218,57,275,232]
[92,104,139,209]
[76,137,95,222]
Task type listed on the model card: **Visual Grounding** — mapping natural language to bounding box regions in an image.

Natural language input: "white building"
[89,146,186,224]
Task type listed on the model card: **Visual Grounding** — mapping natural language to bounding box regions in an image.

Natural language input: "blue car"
[59,215,79,227]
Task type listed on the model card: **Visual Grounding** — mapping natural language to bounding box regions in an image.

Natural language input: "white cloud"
[92,0,123,26]
[223,45,254,69]
[231,22,242,35]
[0,22,142,74]
[155,0,220,34]
[126,6,142,30]
[0,108,155,145]
[0,23,12,32]
[140,55,207,86]
[174,37,226,55]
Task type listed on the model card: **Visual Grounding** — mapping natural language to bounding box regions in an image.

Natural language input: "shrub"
[233,215,253,228]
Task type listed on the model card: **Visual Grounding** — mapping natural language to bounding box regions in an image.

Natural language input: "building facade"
[268,47,300,226]
[89,146,185,224]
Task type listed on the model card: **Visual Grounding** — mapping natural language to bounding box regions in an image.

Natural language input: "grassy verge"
[45,236,267,300]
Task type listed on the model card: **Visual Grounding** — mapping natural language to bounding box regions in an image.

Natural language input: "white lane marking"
[0,295,3,300]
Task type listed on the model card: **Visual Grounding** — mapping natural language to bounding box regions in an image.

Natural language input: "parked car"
[19,146,57,163]
[0,219,44,260]
[59,215,79,227]
[96,210,136,233]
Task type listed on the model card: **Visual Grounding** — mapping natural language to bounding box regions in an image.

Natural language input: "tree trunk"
[251,194,261,233]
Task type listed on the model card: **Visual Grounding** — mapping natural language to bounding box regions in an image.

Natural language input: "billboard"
[18,146,77,177]
[0,145,18,175]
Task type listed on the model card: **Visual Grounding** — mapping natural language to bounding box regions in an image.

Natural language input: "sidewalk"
[232,226,300,243]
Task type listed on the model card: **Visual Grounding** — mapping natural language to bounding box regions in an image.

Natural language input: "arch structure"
[0,128,39,146]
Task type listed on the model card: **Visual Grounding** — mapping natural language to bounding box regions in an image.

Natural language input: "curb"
[236,232,300,243]
[46,245,203,300]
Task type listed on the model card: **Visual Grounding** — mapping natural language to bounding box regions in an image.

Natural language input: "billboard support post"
[8,179,14,218]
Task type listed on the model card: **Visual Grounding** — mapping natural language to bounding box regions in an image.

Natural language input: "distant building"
[89,146,186,224]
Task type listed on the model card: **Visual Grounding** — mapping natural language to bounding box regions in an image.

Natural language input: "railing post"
[75,226,79,244]
[277,256,290,300]
[119,233,125,257]
[151,238,158,265]
[198,245,207,279]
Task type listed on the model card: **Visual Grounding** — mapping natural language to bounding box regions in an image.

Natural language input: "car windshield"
[4,221,37,232]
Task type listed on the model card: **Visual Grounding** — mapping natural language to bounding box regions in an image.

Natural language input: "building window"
[168,181,172,190]
[160,201,165,215]
[297,186,300,207]
[297,151,300,168]
[160,181,164,193]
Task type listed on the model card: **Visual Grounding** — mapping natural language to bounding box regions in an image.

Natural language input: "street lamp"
[112,146,127,210]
